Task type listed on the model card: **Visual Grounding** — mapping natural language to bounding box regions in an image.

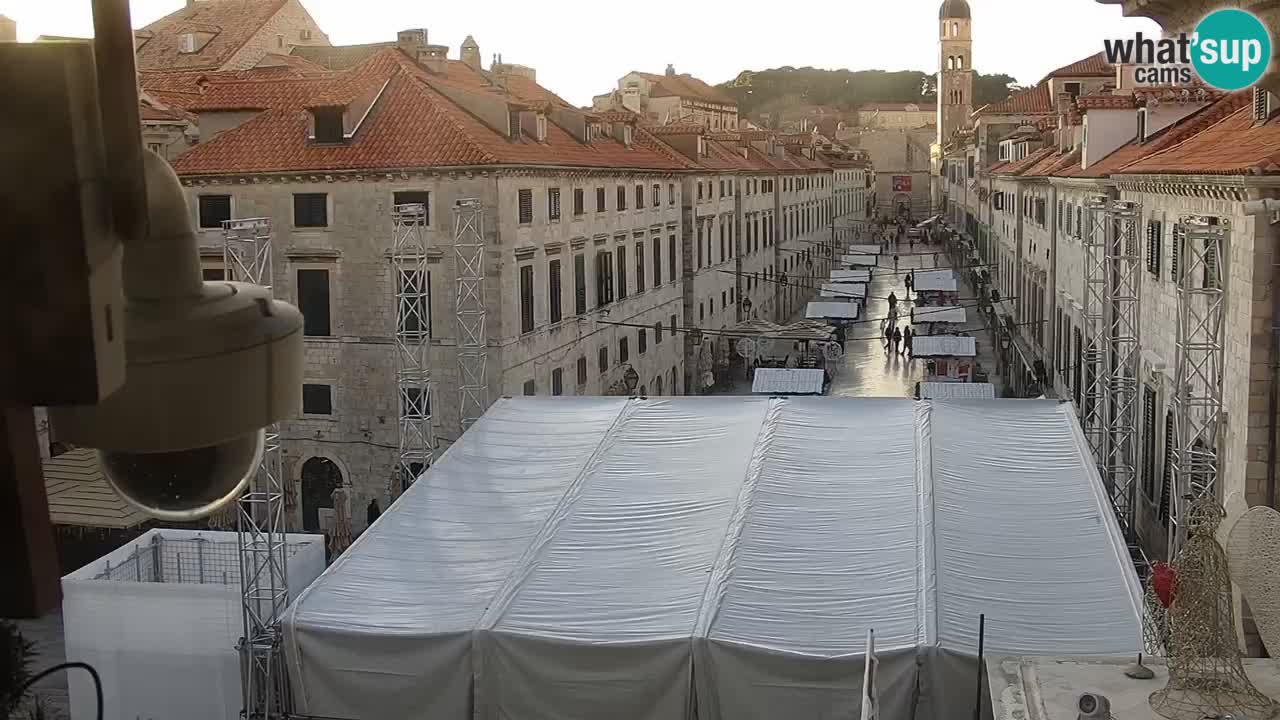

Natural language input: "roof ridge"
[401,72,504,166]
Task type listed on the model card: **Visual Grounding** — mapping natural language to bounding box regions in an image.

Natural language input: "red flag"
[1151,562,1177,608]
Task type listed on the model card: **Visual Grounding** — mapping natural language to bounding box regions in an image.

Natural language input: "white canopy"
[806,301,860,319]
[842,254,877,266]
[914,270,959,292]
[920,382,996,399]
[819,282,866,299]
[829,269,870,283]
[752,368,825,395]
[914,335,977,357]
[283,398,1144,720]
[914,306,967,324]
[847,244,881,255]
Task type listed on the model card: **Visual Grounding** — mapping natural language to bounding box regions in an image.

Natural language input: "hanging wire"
[16,662,103,720]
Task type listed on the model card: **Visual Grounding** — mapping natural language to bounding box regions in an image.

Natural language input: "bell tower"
[938,0,974,149]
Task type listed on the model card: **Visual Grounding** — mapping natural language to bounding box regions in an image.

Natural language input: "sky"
[5,0,1161,106]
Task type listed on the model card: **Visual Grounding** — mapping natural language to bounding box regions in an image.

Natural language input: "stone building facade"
[594,67,740,131]
[941,52,1279,589]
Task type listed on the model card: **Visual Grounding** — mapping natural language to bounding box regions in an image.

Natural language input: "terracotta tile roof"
[1112,91,1276,175]
[292,43,392,70]
[255,52,329,74]
[172,49,693,176]
[644,123,706,136]
[1046,52,1112,78]
[134,0,291,73]
[993,146,1056,176]
[977,82,1053,116]
[634,71,736,106]
[1077,94,1138,110]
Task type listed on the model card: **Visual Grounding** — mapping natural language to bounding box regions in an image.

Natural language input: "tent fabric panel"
[283,397,628,720]
[928,401,1144,656]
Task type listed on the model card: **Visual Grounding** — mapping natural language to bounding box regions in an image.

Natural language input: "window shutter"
[1203,235,1219,290]
[1171,223,1185,283]
[1142,386,1157,499]
[518,189,533,223]
[1160,411,1175,526]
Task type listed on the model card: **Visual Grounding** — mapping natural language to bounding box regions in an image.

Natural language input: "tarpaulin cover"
[806,301,860,320]
[914,270,960,292]
[847,244,882,255]
[752,368,825,395]
[914,306,968,324]
[819,282,867,299]
[830,269,871,283]
[283,398,1143,720]
[914,335,978,357]
[842,254,878,266]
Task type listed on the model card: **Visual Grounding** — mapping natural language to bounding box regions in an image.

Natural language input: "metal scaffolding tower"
[454,199,489,431]
[390,203,435,498]
[1168,217,1228,558]
[222,218,290,720]
[1081,197,1111,469]
[1103,200,1142,533]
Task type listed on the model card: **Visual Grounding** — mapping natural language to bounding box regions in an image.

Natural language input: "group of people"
[882,321,915,356]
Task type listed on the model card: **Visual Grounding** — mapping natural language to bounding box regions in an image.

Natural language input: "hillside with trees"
[719,67,1017,122]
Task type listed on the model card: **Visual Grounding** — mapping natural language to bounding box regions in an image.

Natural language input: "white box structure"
[62,528,325,720]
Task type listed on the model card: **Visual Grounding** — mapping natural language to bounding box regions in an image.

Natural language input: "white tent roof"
[806,301,860,319]
[914,306,967,324]
[283,398,1143,720]
[829,269,870,283]
[914,335,977,357]
[752,368,825,395]
[920,382,996,399]
[842,253,877,266]
[914,270,959,292]
[847,244,881,255]
[819,282,866,299]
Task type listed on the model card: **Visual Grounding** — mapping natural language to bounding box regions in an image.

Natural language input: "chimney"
[417,44,449,74]
[460,34,481,71]
[665,63,676,77]
[397,28,428,56]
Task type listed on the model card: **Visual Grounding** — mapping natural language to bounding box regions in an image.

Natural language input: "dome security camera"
[49,150,303,521]
[1076,692,1111,719]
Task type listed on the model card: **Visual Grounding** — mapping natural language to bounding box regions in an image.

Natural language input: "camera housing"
[48,150,303,521]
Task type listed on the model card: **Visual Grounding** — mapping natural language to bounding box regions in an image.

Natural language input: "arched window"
[947,56,955,71]
[952,21,959,36]
[957,55,965,69]
[300,456,345,532]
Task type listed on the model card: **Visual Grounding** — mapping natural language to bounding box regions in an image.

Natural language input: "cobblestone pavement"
[825,237,1004,399]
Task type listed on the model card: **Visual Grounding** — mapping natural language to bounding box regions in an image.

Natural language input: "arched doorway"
[301,456,344,532]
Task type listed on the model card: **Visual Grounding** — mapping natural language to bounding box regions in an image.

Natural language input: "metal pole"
[90,0,146,242]
[973,613,986,720]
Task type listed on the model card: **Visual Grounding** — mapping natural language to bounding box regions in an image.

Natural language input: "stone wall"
[222,0,331,71]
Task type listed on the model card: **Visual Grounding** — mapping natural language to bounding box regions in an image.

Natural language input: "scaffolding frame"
[1167,217,1228,558]
[454,199,488,431]
[390,203,435,499]
[1081,197,1111,471]
[1102,200,1142,534]
[222,218,290,720]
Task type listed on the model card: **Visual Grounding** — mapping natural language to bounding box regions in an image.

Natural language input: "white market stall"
[918,381,997,400]
[913,270,960,305]
[829,269,870,283]
[841,253,877,267]
[283,397,1144,720]
[847,244,881,255]
[63,529,325,720]
[819,282,866,300]
[806,301,860,321]
[752,368,826,395]
[911,305,967,333]
[914,335,978,382]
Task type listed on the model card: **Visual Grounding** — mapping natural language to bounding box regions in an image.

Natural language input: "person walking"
[905,271,914,297]
[887,291,898,315]
[883,321,893,353]
[893,254,900,271]
[892,325,902,354]
[903,326,914,357]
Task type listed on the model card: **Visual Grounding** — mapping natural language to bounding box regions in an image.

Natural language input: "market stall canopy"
[913,270,959,293]
[914,335,977,357]
[751,368,825,395]
[282,398,1143,720]
[920,382,996,400]
[842,254,878,267]
[807,301,860,320]
[819,282,866,299]
[916,215,940,228]
[726,318,835,343]
[847,244,881,255]
[829,269,870,283]
[914,306,967,324]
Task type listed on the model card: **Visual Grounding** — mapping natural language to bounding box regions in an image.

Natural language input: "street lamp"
[622,365,640,395]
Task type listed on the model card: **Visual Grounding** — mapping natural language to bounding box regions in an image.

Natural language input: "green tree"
[721,66,1015,117]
